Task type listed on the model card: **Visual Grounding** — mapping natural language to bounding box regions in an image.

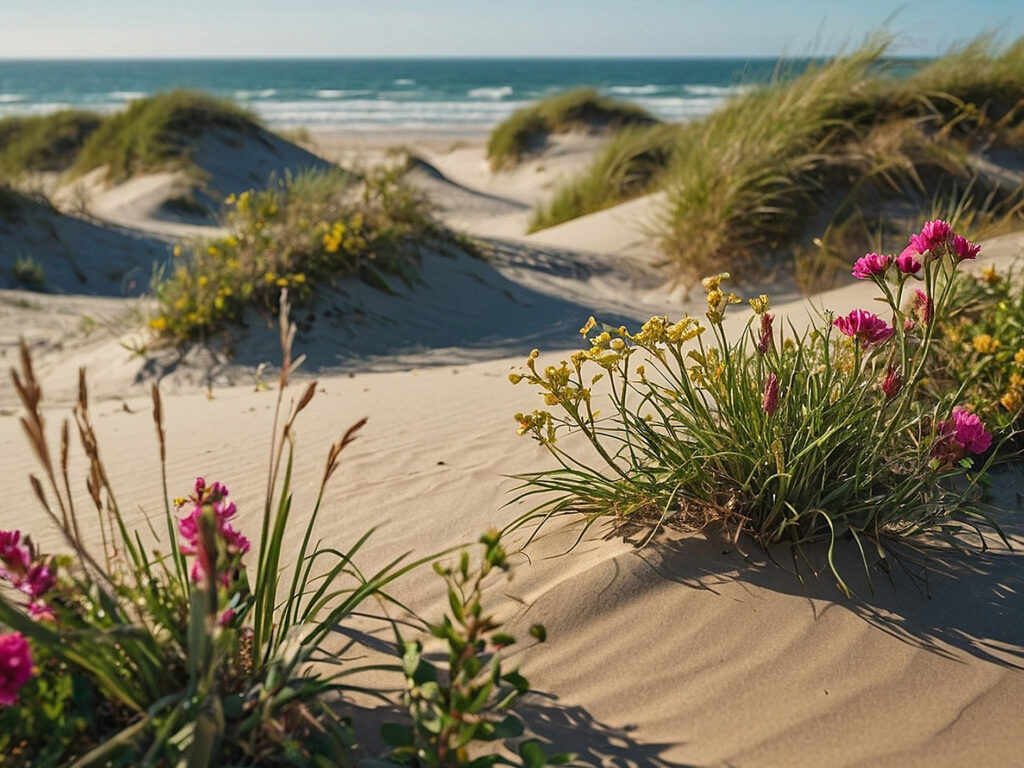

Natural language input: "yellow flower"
[579,316,596,337]
[263,271,277,284]
[749,294,771,314]
[149,316,168,331]
[543,394,559,406]
[508,372,523,384]
[1015,348,1024,366]
[972,334,1000,354]
[224,193,236,205]
[1001,390,1023,411]
[206,246,219,257]
[276,277,289,288]
[292,273,306,284]
[172,244,182,258]
[225,236,238,248]
[982,264,998,284]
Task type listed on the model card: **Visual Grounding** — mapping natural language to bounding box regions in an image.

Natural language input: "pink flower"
[177,479,249,584]
[762,372,780,416]
[0,633,32,706]
[951,407,991,454]
[833,310,894,348]
[0,531,30,577]
[913,289,933,325]
[755,313,774,356]
[951,234,980,261]
[852,252,892,279]
[919,219,952,250]
[895,247,922,274]
[881,366,903,399]
[932,407,992,467]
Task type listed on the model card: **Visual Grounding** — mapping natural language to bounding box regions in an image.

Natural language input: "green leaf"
[380,722,414,747]
[529,624,547,643]
[492,714,525,739]
[519,740,546,768]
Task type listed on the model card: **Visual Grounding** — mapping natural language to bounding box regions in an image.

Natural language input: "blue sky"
[1,1,1021,58]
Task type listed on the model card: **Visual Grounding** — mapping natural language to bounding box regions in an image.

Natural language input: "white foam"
[393,78,416,86]
[236,89,278,99]
[467,86,513,100]
[0,94,25,103]
[683,84,753,97]
[609,85,661,95]
[110,91,147,101]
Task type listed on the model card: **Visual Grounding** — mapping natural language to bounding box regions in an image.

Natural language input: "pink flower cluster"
[900,219,980,265]
[851,252,892,280]
[932,407,992,467]
[0,632,32,706]
[755,313,774,356]
[833,309,894,348]
[0,531,55,617]
[177,478,250,584]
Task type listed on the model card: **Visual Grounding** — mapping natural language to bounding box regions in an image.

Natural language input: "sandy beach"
[1,121,1023,768]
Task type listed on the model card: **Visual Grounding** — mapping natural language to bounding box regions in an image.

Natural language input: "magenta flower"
[919,219,952,250]
[755,313,774,356]
[762,372,780,416]
[881,366,903,399]
[851,252,892,279]
[0,531,30,576]
[177,478,249,584]
[0,633,32,706]
[913,289,933,325]
[951,407,992,454]
[895,247,922,275]
[951,234,980,261]
[833,310,894,348]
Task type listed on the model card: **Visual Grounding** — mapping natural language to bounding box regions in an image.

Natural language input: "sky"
[0,0,1021,58]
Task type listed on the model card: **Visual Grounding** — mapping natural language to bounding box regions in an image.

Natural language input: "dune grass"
[0,110,102,177]
[535,35,1024,287]
[486,87,658,170]
[151,166,469,342]
[71,89,260,182]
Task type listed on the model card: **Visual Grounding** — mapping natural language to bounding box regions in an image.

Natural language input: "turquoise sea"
[0,57,854,130]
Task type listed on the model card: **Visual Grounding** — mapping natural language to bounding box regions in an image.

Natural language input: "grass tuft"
[0,110,102,177]
[71,90,260,182]
[486,87,658,170]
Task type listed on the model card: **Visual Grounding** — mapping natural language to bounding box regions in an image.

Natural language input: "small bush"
[151,167,463,342]
[930,262,1024,437]
[530,123,681,231]
[0,111,102,176]
[487,88,657,170]
[12,256,44,289]
[509,221,1007,594]
[71,90,259,182]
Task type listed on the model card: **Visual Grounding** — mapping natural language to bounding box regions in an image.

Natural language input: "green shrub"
[929,262,1024,437]
[0,111,102,176]
[1,319,558,765]
[71,90,259,182]
[12,256,45,289]
[487,88,657,170]
[530,123,681,231]
[151,167,464,342]
[508,221,1007,595]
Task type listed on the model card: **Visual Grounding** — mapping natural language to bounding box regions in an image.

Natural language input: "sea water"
[0,57,826,131]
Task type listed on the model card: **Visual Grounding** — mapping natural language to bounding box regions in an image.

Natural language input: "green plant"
[12,256,45,289]
[929,262,1024,437]
[0,111,102,176]
[71,90,259,182]
[486,88,657,170]
[151,167,464,342]
[380,533,568,768]
[508,221,1008,595]
[0,299,432,765]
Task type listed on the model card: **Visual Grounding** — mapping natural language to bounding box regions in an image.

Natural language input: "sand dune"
[0,126,1023,766]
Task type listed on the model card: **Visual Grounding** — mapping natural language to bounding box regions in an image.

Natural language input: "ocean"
[0,57,813,132]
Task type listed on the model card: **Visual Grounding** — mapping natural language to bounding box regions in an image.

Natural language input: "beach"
[1,76,1024,766]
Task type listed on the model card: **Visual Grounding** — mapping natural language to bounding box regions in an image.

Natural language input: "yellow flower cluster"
[702,273,742,323]
[513,409,555,442]
[972,333,1000,354]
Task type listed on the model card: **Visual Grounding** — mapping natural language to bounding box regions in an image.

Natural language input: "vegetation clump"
[0,111,102,177]
[0,324,563,766]
[535,35,1024,287]
[71,89,260,182]
[509,221,1010,595]
[487,88,658,170]
[151,167,469,342]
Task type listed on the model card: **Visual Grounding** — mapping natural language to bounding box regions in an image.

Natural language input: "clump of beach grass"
[0,110,102,177]
[71,89,259,182]
[151,166,468,342]
[509,220,1009,595]
[535,34,1024,288]
[486,88,658,170]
